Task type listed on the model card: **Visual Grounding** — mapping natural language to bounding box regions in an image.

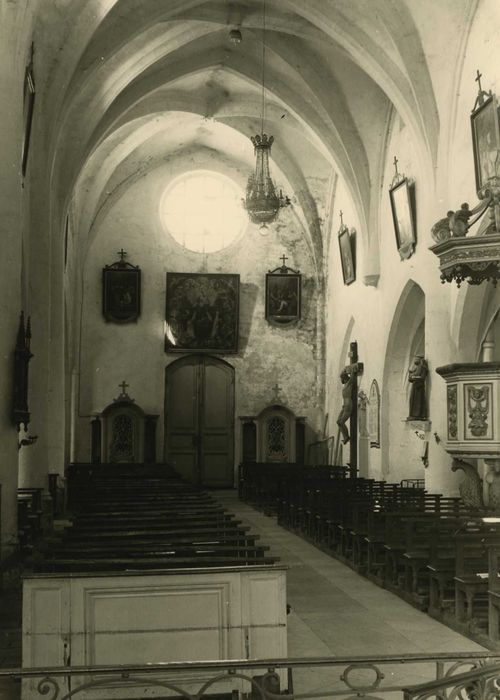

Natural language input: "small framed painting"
[389,177,416,260]
[338,227,355,285]
[266,270,301,326]
[471,93,500,193]
[103,259,141,323]
[165,272,239,352]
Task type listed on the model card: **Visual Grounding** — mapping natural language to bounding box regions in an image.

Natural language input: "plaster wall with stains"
[73,160,325,471]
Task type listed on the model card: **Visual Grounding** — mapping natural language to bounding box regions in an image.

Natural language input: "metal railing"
[2,652,500,700]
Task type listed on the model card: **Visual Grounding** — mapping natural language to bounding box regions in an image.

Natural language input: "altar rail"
[2,652,500,700]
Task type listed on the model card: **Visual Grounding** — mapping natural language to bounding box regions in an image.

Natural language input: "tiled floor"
[215,491,487,697]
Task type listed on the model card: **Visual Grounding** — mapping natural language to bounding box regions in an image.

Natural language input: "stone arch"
[381,280,426,480]
[476,286,500,361]
[452,283,498,362]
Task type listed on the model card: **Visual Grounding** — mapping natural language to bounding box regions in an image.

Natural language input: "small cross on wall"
[119,380,129,395]
[280,254,289,268]
[271,383,282,401]
[117,249,128,263]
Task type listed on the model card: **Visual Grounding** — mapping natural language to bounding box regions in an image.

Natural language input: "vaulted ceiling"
[27,0,475,277]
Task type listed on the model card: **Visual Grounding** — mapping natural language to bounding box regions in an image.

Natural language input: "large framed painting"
[102,260,141,323]
[471,93,500,193]
[389,177,416,260]
[338,227,355,285]
[265,271,301,326]
[165,272,239,352]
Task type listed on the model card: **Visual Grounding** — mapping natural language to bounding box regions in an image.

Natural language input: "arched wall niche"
[452,283,496,362]
[381,280,427,481]
[476,286,500,361]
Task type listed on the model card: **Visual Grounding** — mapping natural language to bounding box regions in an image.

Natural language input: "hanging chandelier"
[244,0,290,228]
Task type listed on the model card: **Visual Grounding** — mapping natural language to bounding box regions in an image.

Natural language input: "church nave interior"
[1,0,500,698]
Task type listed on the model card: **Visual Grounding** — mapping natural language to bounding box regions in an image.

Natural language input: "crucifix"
[474,68,491,108]
[119,380,129,395]
[475,69,483,94]
[280,254,288,269]
[339,210,344,227]
[393,155,399,177]
[117,248,127,263]
[271,382,282,403]
[335,341,363,476]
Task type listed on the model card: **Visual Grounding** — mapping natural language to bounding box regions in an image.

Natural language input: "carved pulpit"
[436,362,500,511]
[91,382,158,464]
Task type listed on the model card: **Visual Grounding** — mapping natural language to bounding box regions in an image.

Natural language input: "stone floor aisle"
[215,490,487,697]
[0,490,490,700]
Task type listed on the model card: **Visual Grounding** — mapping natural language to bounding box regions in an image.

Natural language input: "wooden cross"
[393,156,399,176]
[271,382,282,401]
[280,254,288,268]
[117,249,127,262]
[475,69,483,94]
[340,341,363,477]
[119,380,129,394]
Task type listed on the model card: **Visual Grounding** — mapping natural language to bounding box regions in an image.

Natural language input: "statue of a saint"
[408,356,428,420]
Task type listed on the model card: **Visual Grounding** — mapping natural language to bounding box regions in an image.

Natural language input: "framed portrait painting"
[165,272,239,353]
[389,177,416,260]
[265,272,301,326]
[471,93,500,193]
[102,262,141,323]
[338,227,355,285]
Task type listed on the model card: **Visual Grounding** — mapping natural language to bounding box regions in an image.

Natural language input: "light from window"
[161,171,247,253]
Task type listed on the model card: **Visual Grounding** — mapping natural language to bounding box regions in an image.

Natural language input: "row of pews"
[22,463,288,699]
[35,463,278,572]
[239,461,500,646]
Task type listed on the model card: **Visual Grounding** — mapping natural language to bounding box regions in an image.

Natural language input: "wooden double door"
[164,355,235,487]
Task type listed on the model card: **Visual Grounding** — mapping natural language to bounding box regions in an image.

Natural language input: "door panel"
[165,361,198,482]
[201,359,234,486]
[165,356,234,487]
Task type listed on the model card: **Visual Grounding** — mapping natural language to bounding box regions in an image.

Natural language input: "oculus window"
[161,171,246,253]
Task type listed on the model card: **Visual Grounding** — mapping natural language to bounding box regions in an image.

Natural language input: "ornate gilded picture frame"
[165,272,240,352]
[266,259,301,326]
[389,177,416,260]
[102,253,141,323]
[338,226,356,285]
[471,93,500,193]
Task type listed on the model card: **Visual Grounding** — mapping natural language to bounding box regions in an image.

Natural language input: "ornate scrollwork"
[37,676,59,700]
[340,662,385,694]
[3,656,497,700]
[267,416,286,458]
[447,384,458,439]
[451,458,485,509]
[467,384,490,437]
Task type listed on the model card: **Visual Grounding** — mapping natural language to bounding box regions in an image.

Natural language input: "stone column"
[0,4,29,556]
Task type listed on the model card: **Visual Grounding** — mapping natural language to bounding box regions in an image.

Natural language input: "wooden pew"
[17,487,43,549]
[453,530,500,633]
[488,544,500,642]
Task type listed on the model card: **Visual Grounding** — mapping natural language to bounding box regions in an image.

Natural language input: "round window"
[161,171,247,253]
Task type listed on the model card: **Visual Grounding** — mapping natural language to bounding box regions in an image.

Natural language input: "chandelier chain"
[261,0,266,133]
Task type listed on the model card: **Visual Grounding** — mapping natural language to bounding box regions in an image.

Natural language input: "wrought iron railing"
[2,652,500,700]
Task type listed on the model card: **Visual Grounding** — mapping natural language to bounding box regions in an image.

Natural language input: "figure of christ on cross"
[335,342,363,472]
